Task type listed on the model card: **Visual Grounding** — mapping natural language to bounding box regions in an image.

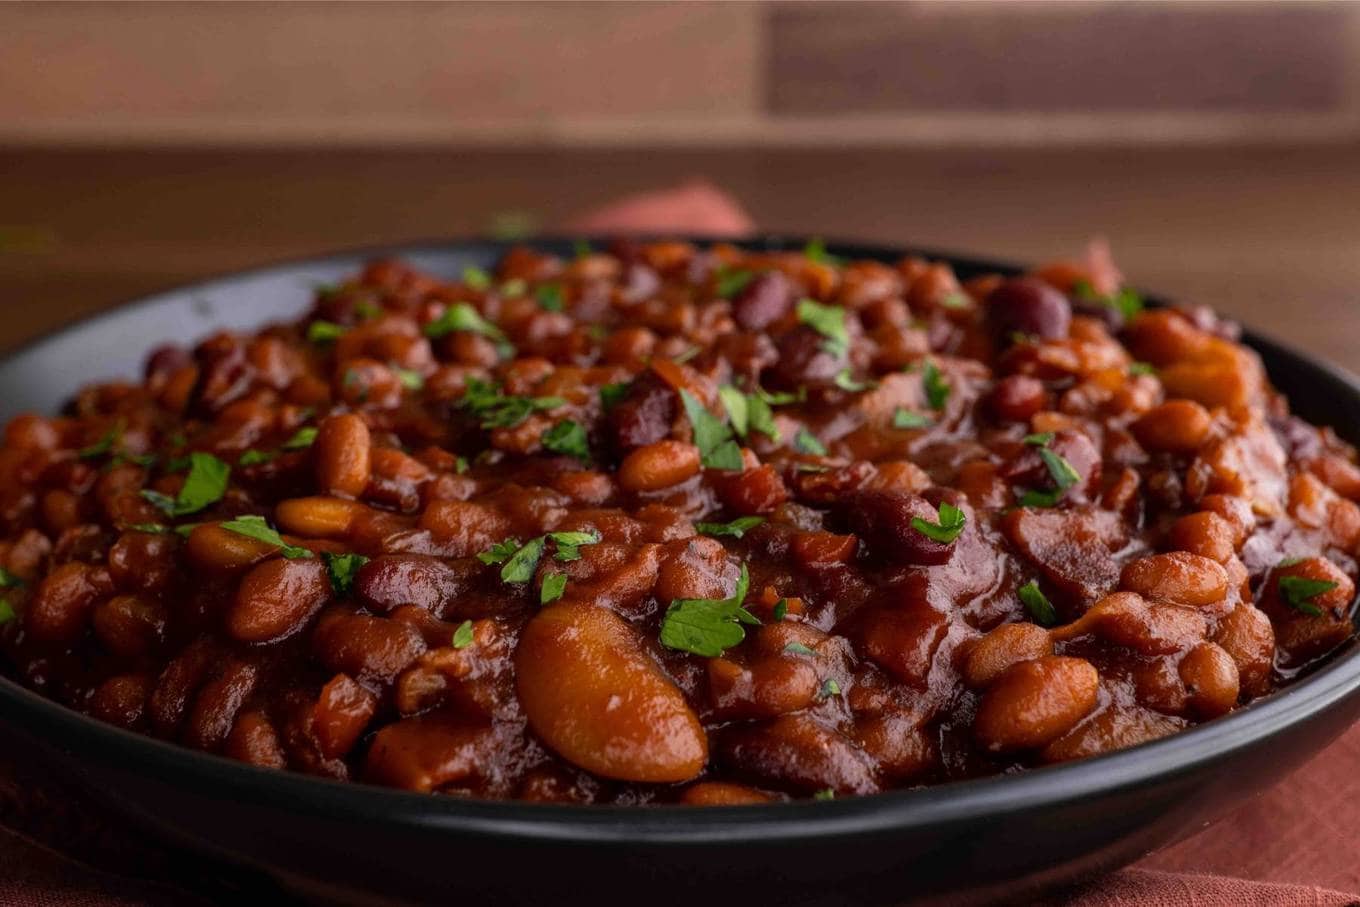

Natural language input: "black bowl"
[2,237,1358,906]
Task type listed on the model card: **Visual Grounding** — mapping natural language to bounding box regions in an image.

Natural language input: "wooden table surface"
[3,143,1359,367]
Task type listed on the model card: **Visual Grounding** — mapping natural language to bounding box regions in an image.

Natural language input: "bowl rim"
[3,233,1358,845]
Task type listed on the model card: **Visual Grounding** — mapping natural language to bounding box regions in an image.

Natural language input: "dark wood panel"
[768,1,1349,114]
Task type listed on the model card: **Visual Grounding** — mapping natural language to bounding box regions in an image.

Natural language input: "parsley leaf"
[813,788,836,801]
[1023,431,1055,446]
[460,378,566,429]
[78,421,125,459]
[461,266,492,291]
[238,449,275,466]
[1038,447,1081,490]
[140,452,230,517]
[695,516,766,539]
[796,298,849,357]
[599,382,630,409]
[910,501,966,543]
[392,365,425,391]
[535,283,565,312]
[940,292,971,309]
[477,537,522,566]
[499,278,527,298]
[540,572,568,605]
[547,530,601,562]
[322,551,369,596]
[1074,280,1144,321]
[923,361,950,410]
[424,303,514,357]
[892,408,931,430]
[542,420,590,463]
[1018,580,1058,626]
[307,320,347,344]
[659,564,758,657]
[500,536,546,584]
[772,599,788,621]
[715,268,755,299]
[718,385,749,437]
[802,237,843,266]
[0,599,14,626]
[784,641,815,657]
[220,515,312,559]
[1278,575,1338,617]
[793,427,827,456]
[282,426,318,450]
[1129,362,1157,377]
[833,369,875,392]
[452,619,475,648]
[0,567,24,588]
[819,678,841,699]
[678,389,743,471]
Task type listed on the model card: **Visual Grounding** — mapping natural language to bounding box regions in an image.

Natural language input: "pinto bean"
[315,413,371,499]
[618,441,701,492]
[973,656,1100,752]
[516,602,707,783]
[227,557,332,643]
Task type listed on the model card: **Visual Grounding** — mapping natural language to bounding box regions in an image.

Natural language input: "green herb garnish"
[772,599,788,621]
[306,320,347,343]
[535,283,565,312]
[0,600,14,625]
[819,678,841,699]
[1129,362,1157,377]
[910,501,966,544]
[460,377,566,429]
[793,427,827,456]
[0,567,23,589]
[679,389,743,471]
[659,564,758,657]
[813,788,836,801]
[477,538,522,566]
[923,361,950,410]
[140,452,230,517]
[452,619,475,648]
[219,514,312,559]
[784,641,815,657]
[540,572,568,605]
[796,298,849,357]
[599,382,630,409]
[282,426,318,450]
[892,409,931,430]
[461,266,491,291]
[78,421,124,460]
[1074,280,1144,322]
[833,369,875,392]
[1023,432,1055,446]
[238,449,275,466]
[424,303,514,357]
[1278,575,1338,617]
[802,237,843,266]
[696,516,766,539]
[715,268,755,299]
[322,551,369,596]
[1018,580,1058,626]
[542,420,590,463]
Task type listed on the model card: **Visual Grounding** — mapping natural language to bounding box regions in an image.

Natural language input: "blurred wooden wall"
[2,1,1359,147]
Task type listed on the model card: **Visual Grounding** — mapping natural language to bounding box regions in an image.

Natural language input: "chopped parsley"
[238,449,275,466]
[715,268,755,299]
[923,361,950,410]
[802,237,843,266]
[499,278,527,298]
[540,572,568,605]
[1038,447,1082,489]
[793,427,827,457]
[1023,432,1055,446]
[461,266,491,291]
[940,292,971,309]
[796,298,849,357]
[695,516,766,539]
[460,377,566,429]
[910,501,966,544]
[498,536,546,584]
[220,515,312,559]
[1278,575,1338,617]
[1129,362,1158,377]
[282,426,318,450]
[0,567,23,588]
[599,382,630,409]
[451,619,475,649]
[306,320,347,343]
[833,369,875,392]
[1074,280,1144,322]
[78,421,125,459]
[477,538,522,566]
[659,564,758,657]
[542,420,590,463]
[772,599,789,621]
[0,600,14,625]
[392,365,425,391]
[478,531,601,584]
[140,452,230,517]
[1016,434,1081,508]
[322,551,369,596]
[424,303,514,357]
[819,678,842,699]
[892,408,931,430]
[535,283,565,312]
[678,389,743,471]
[784,641,815,657]
[573,239,593,260]
[719,385,779,443]
[813,788,836,801]
[1018,580,1058,626]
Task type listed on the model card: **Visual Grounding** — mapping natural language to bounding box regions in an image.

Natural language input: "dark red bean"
[987,278,1071,341]
[849,490,959,565]
[732,271,794,332]
[606,370,677,453]
[988,375,1048,423]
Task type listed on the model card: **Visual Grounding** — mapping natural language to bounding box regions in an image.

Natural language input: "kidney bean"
[731,271,794,331]
[363,713,505,793]
[315,413,371,499]
[988,375,1049,423]
[148,637,221,738]
[1132,400,1212,454]
[517,602,707,783]
[717,714,880,796]
[185,523,276,573]
[92,594,167,658]
[986,278,1071,341]
[184,659,260,751]
[1120,552,1228,608]
[313,673,378,760]
[962,623,1053,688]
[1002,506,1127,607]
[89,674,152,730]
[1178,642,1240,719]
[224,711,288,769]
[973,656,1100,752]
[618,441,701,493]
[227,557,332,643]
[769,326,845,389]
[354,554,471,616]
[858,596,950,690]
[849,490,958,566]
[27,561,111,644]
[107,531,178,592]
[418,501,512,557]
[606,370,677,453]
[1261,556,1356,665]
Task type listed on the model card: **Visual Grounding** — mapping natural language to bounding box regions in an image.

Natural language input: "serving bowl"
[2,237,1358,906]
